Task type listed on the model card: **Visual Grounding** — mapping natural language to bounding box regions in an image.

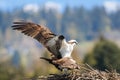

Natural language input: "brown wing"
[12,21,56,45]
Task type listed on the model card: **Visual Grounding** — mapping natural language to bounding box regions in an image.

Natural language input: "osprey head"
[68,40,78,46]
[58,35,65,40]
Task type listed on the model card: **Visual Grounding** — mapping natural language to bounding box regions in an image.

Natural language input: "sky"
[0,0,120,12]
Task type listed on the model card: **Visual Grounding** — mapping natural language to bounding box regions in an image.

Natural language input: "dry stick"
[78,64,93,72]
[71,64,95,79]
[71,66,92,80]
[85,63,107,80]
[112,70,120,79]
[105,69,110,73]
[70,69,79,80]
[71,72,75,80]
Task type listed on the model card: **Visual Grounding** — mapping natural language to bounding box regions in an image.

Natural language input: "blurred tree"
[110,10,120,30]
[11,50,21,68]
[90,7,111,33]
[61,6,74,38]
[84,36,120,72]
[84,52,96,66]
[74,7,92,40]
[0,60,25,80]
[45,10,58,33]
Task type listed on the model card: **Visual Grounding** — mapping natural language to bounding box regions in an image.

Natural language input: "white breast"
[59,39,74,58]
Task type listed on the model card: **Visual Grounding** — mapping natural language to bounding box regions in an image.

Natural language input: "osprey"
[12,21,78,59]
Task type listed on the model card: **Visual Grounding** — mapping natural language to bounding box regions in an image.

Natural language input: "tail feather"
[40,57,52,63]
[40,57,62,71]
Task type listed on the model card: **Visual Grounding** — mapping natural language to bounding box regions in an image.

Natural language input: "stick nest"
[37,64,120,80]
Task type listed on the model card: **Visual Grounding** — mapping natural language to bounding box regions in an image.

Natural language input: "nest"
[38,64,120,80]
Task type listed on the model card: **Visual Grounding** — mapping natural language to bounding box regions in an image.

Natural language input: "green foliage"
[0,61,25,80]
[84,52,96,66]
[84,37,120,72]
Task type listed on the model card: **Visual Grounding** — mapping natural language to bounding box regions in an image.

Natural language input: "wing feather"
[12,21,56,45]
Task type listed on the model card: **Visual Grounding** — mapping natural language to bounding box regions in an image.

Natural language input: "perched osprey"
[12,21,78,59]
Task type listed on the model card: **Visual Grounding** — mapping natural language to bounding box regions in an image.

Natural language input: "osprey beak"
[76,42,80,46]
[76,41,78,45]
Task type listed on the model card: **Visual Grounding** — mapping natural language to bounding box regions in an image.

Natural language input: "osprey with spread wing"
[12,21,78,60]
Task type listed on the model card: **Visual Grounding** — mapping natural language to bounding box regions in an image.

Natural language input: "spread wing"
[12,21,56,45]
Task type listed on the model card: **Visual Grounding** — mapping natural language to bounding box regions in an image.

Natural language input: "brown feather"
[12,21,56,45]
[53,57,79,69]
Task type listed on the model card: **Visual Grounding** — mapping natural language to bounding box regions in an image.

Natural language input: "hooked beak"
[76,42,80,46]
[75,41,79,45]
